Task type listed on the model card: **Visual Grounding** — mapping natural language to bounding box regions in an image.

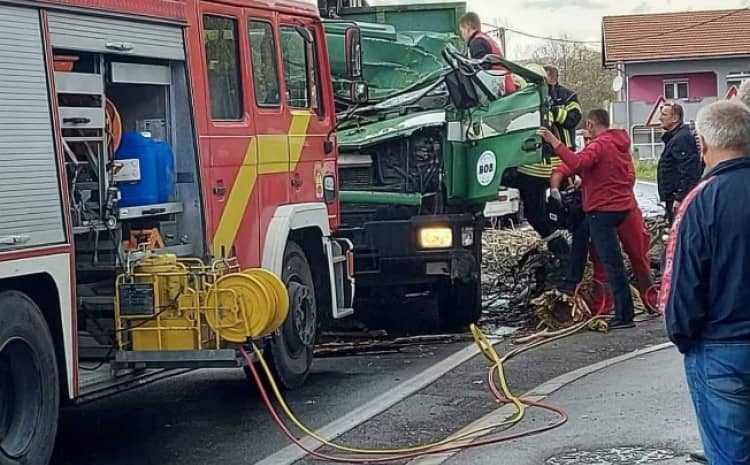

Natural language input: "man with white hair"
[661,100,750,465]
[738,79,750,109]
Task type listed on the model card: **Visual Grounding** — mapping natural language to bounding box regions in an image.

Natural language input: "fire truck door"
[246,12,291,247]
[200,7,261,263]
[278,20,325,205]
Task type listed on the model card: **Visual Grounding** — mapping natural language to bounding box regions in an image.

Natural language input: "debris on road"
[481,215,668,334]
[314,333,472,358]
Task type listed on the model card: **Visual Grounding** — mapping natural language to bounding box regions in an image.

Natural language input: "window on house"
[279,26,320,112]
[727,72,750,90]
[249,20,281,107]
[632,125,665,160]
[203,15,243,120]
[664,81,688,100]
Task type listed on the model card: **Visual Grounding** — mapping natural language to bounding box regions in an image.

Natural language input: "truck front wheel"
[265,242,317,390]
[0,290,59,465]
[437,279,482,332]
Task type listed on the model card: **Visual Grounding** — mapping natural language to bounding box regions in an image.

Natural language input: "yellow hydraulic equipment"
[114,254,289,351]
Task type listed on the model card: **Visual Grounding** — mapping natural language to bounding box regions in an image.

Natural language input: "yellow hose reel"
[204,269,289,342]
[116,253,290,350]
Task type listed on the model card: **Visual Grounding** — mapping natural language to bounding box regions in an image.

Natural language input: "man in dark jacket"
[657,103,702,224]
[539,109,636,329]
[661,100,750,465]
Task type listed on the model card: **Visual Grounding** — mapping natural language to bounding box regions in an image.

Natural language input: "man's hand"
[537,128,561,149]
[550,188,562,202]
[673,200,681,214]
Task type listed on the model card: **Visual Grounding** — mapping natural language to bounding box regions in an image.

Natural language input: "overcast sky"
[364,0,750,59]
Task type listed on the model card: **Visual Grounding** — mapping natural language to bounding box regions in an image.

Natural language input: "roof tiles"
[602,9,750,64]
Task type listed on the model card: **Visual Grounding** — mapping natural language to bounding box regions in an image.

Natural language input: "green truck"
[322,1,549,330]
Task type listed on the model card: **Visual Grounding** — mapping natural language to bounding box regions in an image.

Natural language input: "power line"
[627,7,747,42]
[483,7,749,46]
[481,24,600,45]
[506,27,601,44]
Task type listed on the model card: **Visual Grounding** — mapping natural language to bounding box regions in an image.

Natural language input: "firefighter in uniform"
[458,12,516,94]
[516,65,581,260]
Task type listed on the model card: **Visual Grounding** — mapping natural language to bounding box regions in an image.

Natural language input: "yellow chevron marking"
[211,113,313,256]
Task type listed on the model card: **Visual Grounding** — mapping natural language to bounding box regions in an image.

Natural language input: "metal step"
[112,349,243,370]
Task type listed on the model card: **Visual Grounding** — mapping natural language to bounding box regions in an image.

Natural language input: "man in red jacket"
[459,12,516,94]
[550,133,656,316]
[539,109,637,329]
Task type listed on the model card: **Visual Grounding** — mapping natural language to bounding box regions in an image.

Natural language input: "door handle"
[213,180,226,196]
[105,41,134,52]
[63,117,91,125]
[291,173,303,189]
[0,235,30,245]
[522,138,541,152]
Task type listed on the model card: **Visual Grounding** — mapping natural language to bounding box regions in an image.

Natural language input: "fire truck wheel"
[437,279,482,333]
[0,291,59,465]
[265,241,317,390]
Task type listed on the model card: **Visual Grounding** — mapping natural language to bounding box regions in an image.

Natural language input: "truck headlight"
[418,227,453,249]
[461,227,474,247]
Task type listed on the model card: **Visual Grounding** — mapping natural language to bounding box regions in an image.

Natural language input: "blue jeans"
[587,211,633,322]
[684,342,750,465]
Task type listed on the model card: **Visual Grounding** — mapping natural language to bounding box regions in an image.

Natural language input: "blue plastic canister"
[153,140,176,203]
[115,132,176,207]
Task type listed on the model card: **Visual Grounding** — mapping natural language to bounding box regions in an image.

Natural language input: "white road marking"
[254,343,480,465]
[405,341,674,465]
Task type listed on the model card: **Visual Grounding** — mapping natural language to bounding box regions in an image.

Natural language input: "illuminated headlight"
[461,227,474,247]
[418,227,453,249]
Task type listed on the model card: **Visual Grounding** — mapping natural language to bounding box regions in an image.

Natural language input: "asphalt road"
[442,347,699,465]
[634,181,661,216]
[53,342,466,465]
[52,318,668,465]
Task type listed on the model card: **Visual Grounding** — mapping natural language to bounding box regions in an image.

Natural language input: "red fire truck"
[0,0,358,463]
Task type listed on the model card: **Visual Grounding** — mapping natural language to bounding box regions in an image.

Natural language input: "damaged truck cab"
[324,5,548,329]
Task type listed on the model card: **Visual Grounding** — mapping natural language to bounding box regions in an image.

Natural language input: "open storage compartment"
[48,13,206,369]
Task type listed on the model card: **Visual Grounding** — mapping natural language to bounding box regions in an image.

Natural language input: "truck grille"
[339,166,373,190]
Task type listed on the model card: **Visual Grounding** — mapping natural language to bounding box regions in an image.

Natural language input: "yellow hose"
[249,317,600,455]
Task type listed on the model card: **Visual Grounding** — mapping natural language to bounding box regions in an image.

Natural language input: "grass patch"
[634,158,658,182]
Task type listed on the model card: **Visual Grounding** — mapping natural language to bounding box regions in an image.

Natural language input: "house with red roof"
[602,8,750,158]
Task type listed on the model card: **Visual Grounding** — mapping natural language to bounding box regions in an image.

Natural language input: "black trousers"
[586,211,634,322]
[516,172,569,257]
[563,215,589,293]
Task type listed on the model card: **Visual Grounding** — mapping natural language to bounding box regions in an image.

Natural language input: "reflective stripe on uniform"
[565,101,582,114]
[518,156,562,178]
[555,108,568,124]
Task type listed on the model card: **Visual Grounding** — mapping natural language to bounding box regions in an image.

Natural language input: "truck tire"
[437,279,482,333]
[265,242,317,390]
[0,291,59,465]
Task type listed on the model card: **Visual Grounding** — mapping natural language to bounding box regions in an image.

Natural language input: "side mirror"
[344,26,362,79]
[350,81,369,104]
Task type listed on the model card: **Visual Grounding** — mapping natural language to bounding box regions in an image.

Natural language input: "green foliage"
[525,40,616,118]
[635,158,658,182]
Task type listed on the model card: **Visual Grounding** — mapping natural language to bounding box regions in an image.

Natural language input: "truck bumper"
[334,214,480,288]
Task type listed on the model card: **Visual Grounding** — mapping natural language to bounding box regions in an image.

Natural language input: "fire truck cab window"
[249,20,281,107]
[280,26,315,109]
[203,15,243,120]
